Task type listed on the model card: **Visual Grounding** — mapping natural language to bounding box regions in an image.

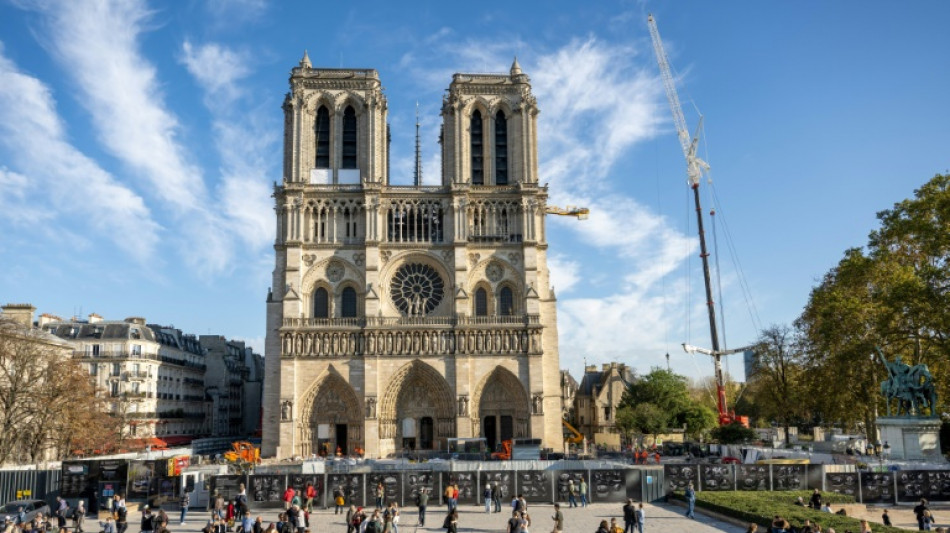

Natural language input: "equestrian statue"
[876,347,938,417]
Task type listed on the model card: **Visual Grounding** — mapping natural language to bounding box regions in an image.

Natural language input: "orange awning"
[127,437,168,450]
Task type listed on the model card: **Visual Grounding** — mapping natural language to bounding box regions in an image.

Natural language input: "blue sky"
[1,0,948,384]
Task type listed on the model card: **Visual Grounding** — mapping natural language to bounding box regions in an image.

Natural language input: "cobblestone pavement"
[170,502,743,533]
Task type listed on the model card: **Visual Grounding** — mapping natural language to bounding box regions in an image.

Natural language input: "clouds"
[0,44,160,261]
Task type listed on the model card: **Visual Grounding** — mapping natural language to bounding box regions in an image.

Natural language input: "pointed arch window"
[495,111,508,185]
[499,286,514,316]
[315,106,330,168]
[475,288,488,317]
[470,110,484,185]
[341,287,358,317]
[314,288,329,318]
[342,106,358,169]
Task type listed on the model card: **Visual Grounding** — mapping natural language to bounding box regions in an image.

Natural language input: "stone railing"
[283,315,539,328]
[280,321,543,358]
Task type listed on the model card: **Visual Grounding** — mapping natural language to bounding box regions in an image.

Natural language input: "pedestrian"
[551,504,563,533]
[595,520,609,533]
[443,485,453,513]
[491,483,502,513]
[506,511,520,533]
[241,512,254,533]
[335,490,346,516]
[55,496,68,530]
[214,492,225,520]
[609,518,623,533]
[389,503,400,533]
[415,489,428,527]
[237,484,249,515]
[859,519,872,533]
[345,506,356,533]
[684,483,696,519]
[349,507,364,533]
[914,499,930,531]
[578,479,588,507]
[254,517,264,533]
[517,494,528,513]
[180,491,190,525]
[635,502,644,533]
[375,483,385,510]
[73,500,86,533]
[518,510,531,533]
[451,485,459,512]
[483,485,492,513]
[305,483,317,513]
[567,480,577,508]
[622,499,636,533]
[810,489,822,510]
[882,509,891,527]
[99,517,117,533]
[283,487,296,512]
[141,507,155,533]
[115,502,128,533]
[442,510,457,533]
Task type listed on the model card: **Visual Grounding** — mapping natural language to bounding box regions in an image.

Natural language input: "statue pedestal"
[877,417,943,461]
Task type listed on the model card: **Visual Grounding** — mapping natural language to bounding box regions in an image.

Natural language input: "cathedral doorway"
[474,367,530,449]
[379,360,455,454]
[299,372,363,457]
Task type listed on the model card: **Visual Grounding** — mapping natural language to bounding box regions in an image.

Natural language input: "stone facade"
[574,363,635,440]
[262,57,562,459]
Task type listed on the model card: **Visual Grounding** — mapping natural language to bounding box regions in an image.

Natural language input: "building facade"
[202,335,264,436]
[574,362,635,440]
[37,312,262,444]
[262,57,562,459]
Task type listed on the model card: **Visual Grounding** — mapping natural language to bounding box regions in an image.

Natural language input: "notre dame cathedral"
[262,53,562,459]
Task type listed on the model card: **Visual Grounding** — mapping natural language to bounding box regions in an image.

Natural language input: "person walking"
[578,479,588,507]
[622,499,636,533]
[685,483,696,519]
[283,487,296,512]
[483,485,492,513]
[567,480,577,508]
[141,507,155,533]
[375,483,385,510]
[506,511,521,533]
[179,492,190,525]
[810,489,822,510]
[415,489,428,527]
[635,503,644,533]
[914,499,930,531]
[74,500,86,533]
[551,504,563,533]
[882,509,892,527]
[491,484,502,513]
[443,485,453,513]
[305,483,317,514]
[442,510,457,533]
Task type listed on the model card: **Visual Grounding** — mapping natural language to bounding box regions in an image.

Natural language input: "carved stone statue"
[281,400,292,421]
[877,348,938,417]
[366,397,377,419]
[532,394,543,415]
[457,396,468,416]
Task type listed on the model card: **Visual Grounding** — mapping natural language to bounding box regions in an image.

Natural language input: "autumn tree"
[746,324,808,444]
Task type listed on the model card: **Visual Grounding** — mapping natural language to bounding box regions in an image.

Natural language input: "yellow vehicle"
[223,441,260,472]
[562,419,584,445]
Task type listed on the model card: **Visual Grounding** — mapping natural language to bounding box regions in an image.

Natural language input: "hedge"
[672,490,906,533]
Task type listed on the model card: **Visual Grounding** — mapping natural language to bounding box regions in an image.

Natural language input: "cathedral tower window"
[341,287,358,318]
[315,106,330,168]
[499,286,514,316]
[313,288,329,318]
[495,111,508,185]
[474,288,488,317]
[470,110,484,185]
[342,106,358,169]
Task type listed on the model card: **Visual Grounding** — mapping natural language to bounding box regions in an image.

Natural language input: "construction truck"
[223,441,260,473]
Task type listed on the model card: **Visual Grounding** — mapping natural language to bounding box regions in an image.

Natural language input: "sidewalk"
[175,502,742,533]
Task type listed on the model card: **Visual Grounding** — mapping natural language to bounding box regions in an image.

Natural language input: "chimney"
[585,365,597,373]
[2,303,36,328]
[88,313,103,324]
[38,313,63,328]
[125,317,146,325]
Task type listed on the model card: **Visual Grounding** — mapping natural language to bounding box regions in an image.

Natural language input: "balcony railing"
[282,314,540,328]
[122,370,152,380]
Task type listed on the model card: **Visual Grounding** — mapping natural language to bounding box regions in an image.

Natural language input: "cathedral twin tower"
[262,54,562,459]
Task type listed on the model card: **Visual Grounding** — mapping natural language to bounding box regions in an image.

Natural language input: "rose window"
[390,263,445,316]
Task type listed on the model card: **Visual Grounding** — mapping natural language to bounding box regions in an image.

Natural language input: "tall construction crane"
[647,14,746,427]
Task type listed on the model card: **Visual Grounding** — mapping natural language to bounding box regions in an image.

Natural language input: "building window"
[604,406,611,420]
[341,106,358,169]
[341,287,358,318]
[315,106,330,168]
[499,286,513,316]
[112,363,121,376]
[314,288,329,318]
[475,288,488,317]
[495,111,507,185]
[470,110,483,185]
[131,344,142,355]
[89,364,98,376]
[91,344,100,356]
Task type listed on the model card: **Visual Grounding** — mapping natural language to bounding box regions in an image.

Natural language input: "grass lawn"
[673,490,906,532]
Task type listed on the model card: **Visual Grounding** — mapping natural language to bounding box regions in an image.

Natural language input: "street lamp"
[882,441,891,468]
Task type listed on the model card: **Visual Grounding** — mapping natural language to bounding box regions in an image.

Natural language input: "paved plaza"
[172,502,742,533]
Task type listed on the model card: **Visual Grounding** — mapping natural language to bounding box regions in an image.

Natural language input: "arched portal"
[298,371,363,457]
[379,360,455,454]
[473,366,530,451]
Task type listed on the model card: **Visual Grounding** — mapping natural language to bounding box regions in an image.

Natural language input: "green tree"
[747,324,808,444]
[630,402,669,442]
[680,403,718,440]
[621,367,691,424]
[710,422,757,444]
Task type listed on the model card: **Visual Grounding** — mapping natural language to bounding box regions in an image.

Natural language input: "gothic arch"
[467,256,521,292]
[298,367,363,457]
[379,252,453,317]
[301,257,360,296]
[336,92,367,115]
[472,366,530,448]
[378,360,455,452]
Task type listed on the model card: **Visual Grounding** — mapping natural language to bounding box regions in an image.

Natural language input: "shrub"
[672,490,905,533]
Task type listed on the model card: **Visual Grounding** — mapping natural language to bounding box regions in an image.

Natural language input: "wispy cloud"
[22,0,234,274]
[0,44,160,261]
[180,39,276,249]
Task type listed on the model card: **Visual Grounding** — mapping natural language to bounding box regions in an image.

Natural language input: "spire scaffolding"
[414,102,422,187]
